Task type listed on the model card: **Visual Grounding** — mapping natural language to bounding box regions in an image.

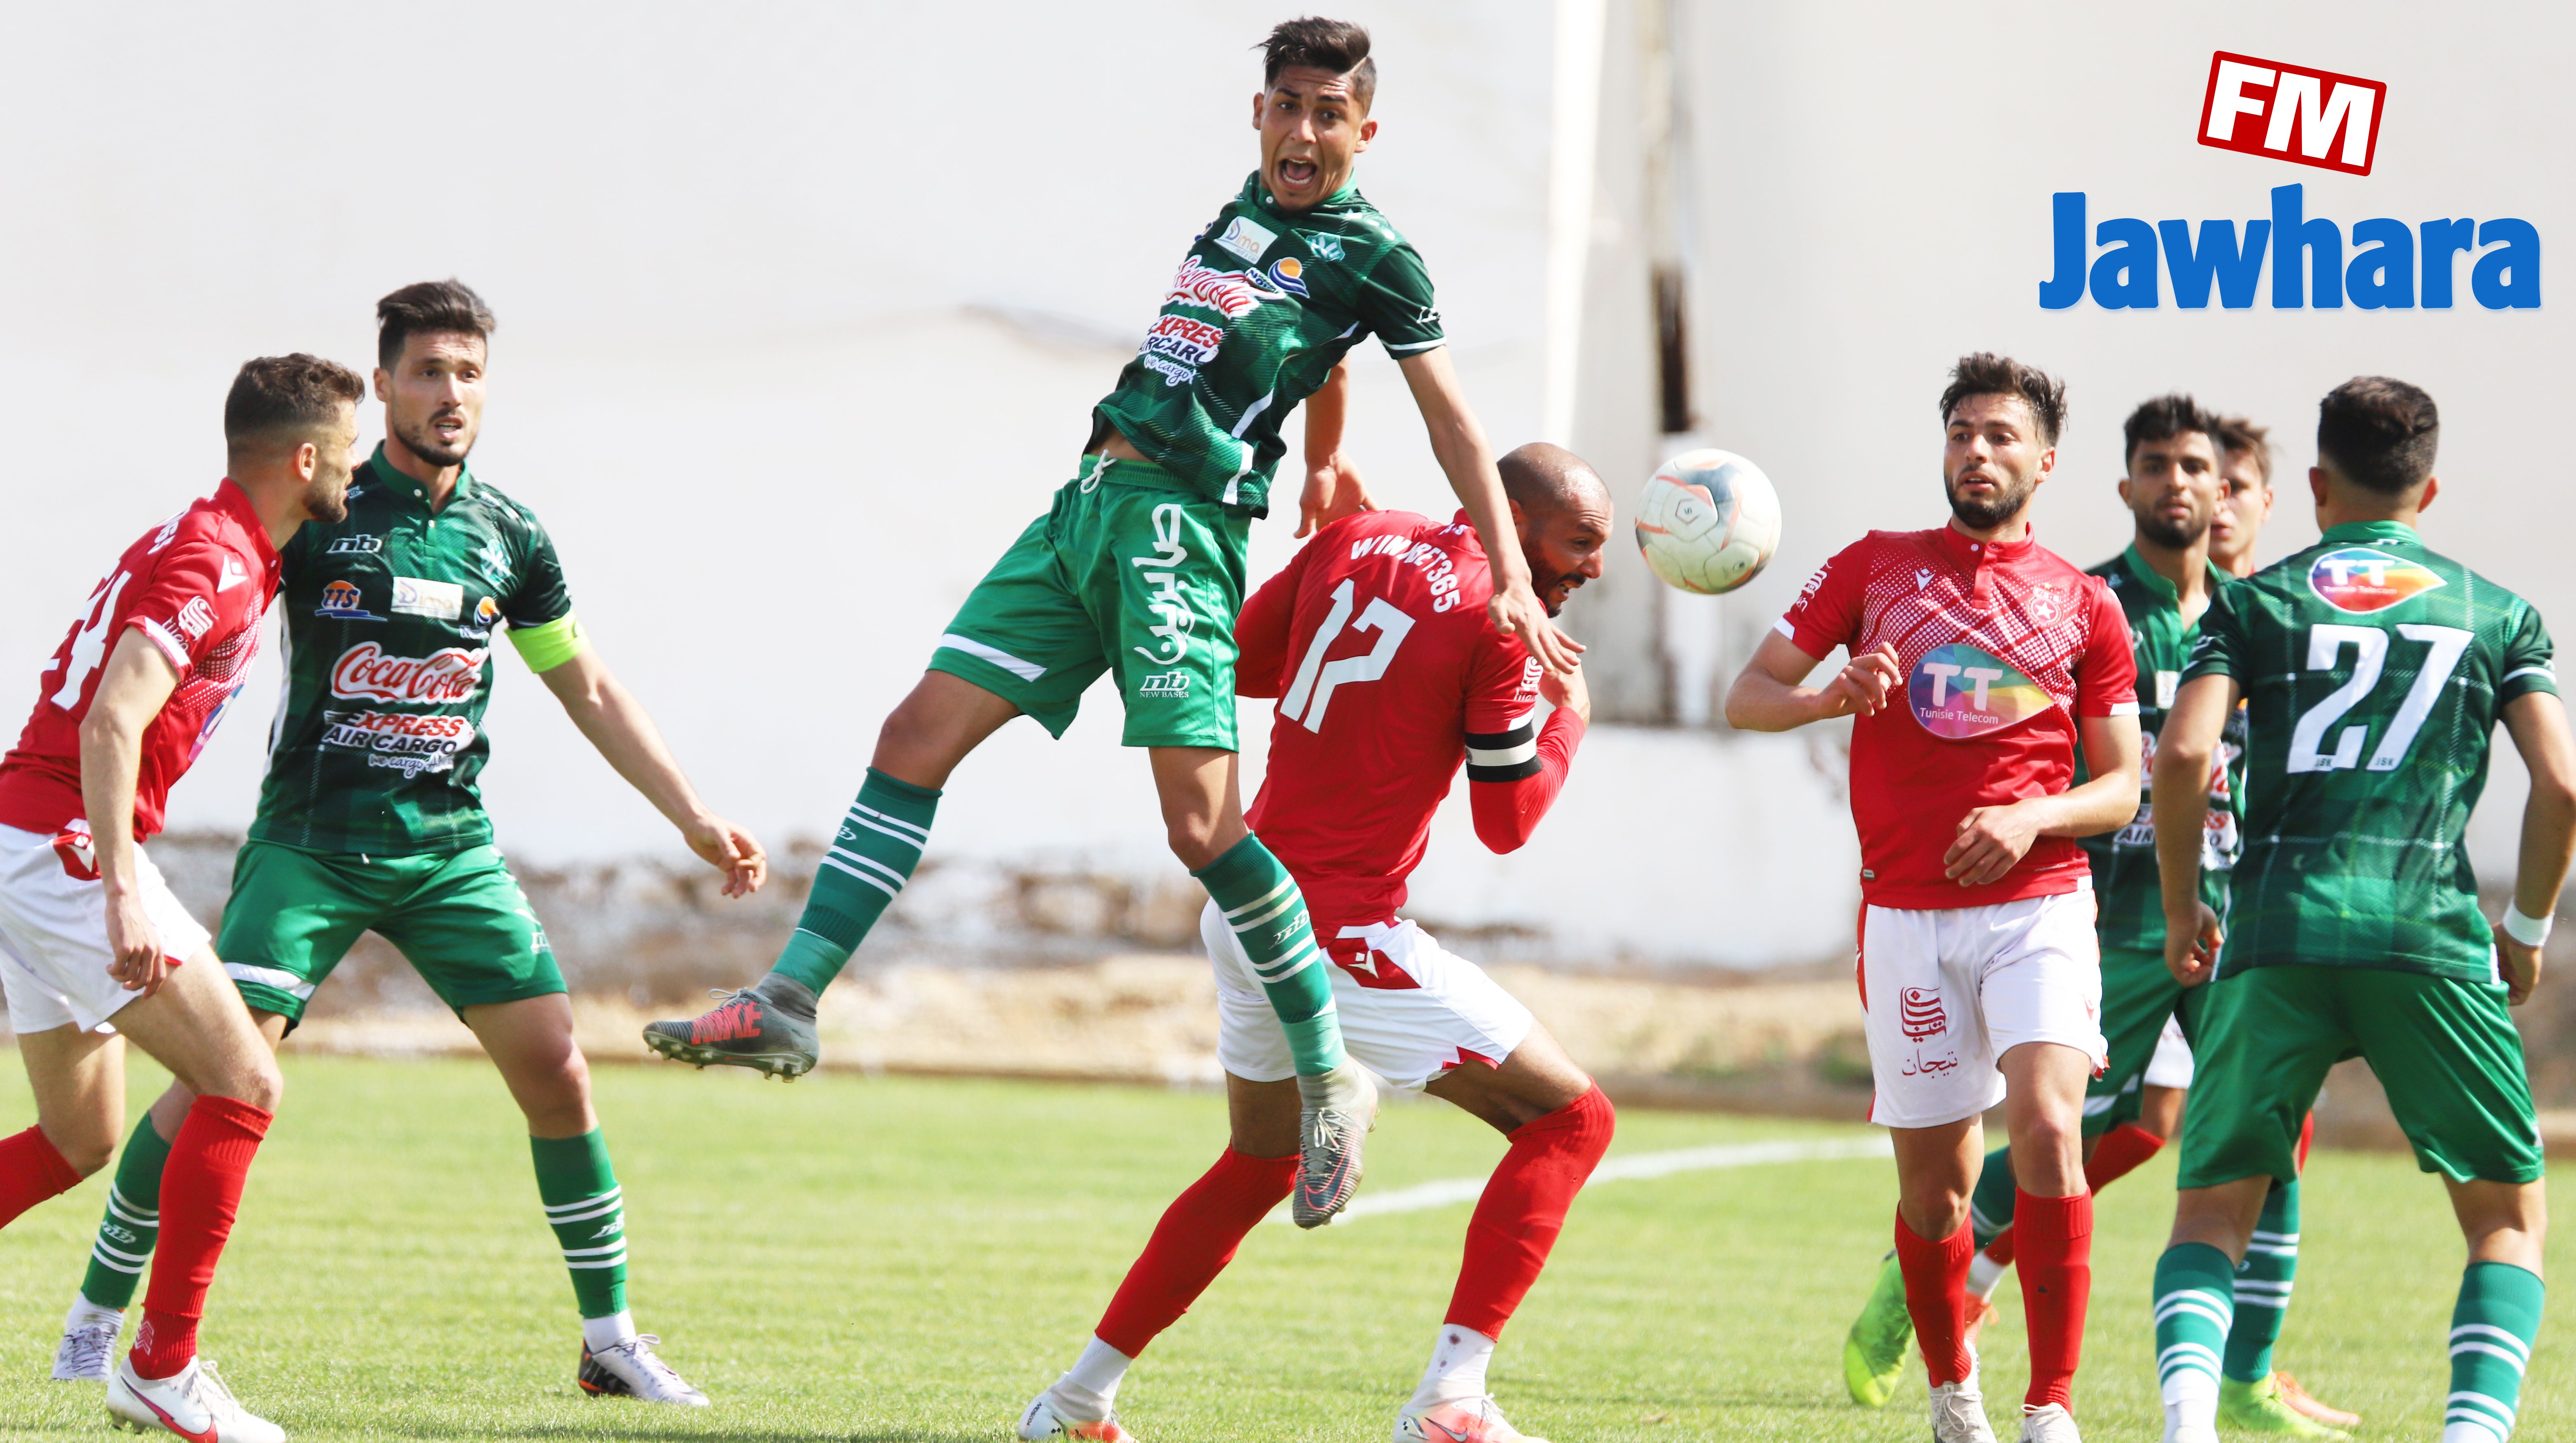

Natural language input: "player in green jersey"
[50,282,766,1405]
[2209,416,2278,582]
[644,17,1577,1228]
[2147,378,2572,1443]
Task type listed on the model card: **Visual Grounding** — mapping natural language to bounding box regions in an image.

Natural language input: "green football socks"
[533,1131,628,1320]
[2154,1242,2236,1433]
[1195,833,1345,1076]
[1967,1142,2017,1246]
[77,1113,177,1310]
[2223,1178,2299,1381]
[2447,1261,2542,1442]
[769,769,940,996]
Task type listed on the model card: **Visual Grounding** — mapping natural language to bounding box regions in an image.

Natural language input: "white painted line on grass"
[1269,1133,1893,1225]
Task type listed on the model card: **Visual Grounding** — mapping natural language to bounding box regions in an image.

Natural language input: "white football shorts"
[0,821,209,1036]
[1858,887,2107,1129]
[2143,1012,2196,1090]
[1202,900,1535,1091]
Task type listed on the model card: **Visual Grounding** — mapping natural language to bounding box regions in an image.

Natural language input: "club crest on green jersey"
[2307,546,2445,613]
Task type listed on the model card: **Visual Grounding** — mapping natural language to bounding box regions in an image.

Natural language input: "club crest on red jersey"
[2306,546,2444,613]
[1907,642,2052,739]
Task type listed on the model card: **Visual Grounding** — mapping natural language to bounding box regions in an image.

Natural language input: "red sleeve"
[1778,538,1870,659]
[2073,577,2142,717]
[1471,708,1586,854]
[121,539,235,674]
[1233,536,1325,699]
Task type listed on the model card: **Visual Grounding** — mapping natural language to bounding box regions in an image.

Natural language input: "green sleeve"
[2499,603,2559,700]
[501,510,585,672]
[1355,239,1445,356]
[2183,584,2246,682]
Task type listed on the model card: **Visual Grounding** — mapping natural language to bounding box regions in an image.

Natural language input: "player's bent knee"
[54,1129,117,1178]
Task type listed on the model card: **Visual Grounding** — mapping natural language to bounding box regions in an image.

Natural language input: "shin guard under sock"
[769,768,939,995]
[133,1097,271,1379]
[2015,1190,2093,1410]
[79,1112,175,1309]
[1895,1212,1975,1387]
[1095,1148,1297,1357]
[2445,1261,2543,1443]
[1444,1086,1615,1339]
[1194,834,1343,1074]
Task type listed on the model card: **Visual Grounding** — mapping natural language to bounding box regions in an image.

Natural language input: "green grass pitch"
[0,1052,2563,1440]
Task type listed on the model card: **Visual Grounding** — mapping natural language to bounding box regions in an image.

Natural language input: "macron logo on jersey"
[217,556,250,591]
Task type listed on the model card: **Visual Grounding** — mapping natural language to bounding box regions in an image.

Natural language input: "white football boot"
[578,1334,710,1405]
[106,1357,284,1443]
[2019,1402,2082,1443]
[1395,1397,1549,1443]
[1017,1389,1136,1441]
[1927,1365,2000,1443]
[52,1317,120,1381]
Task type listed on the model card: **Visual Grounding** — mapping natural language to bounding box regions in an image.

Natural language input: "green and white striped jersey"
[2183,520,2557,981]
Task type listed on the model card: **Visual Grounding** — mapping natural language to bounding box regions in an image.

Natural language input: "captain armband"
[506,612,589,674]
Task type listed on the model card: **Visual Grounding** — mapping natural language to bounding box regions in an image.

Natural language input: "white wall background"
[0,3,2561,966]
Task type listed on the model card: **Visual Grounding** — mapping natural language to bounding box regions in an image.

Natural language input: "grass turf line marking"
[1269,1133,1894,1225]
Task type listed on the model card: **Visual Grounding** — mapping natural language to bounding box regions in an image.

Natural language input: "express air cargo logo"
[2200,52,2384,176]
[329,643,485,705]
[316,579,381,620]
[2306,546,2445,613]
[1140,313,1226,388]
[321,709,478,778]
[1908,643,2051,739]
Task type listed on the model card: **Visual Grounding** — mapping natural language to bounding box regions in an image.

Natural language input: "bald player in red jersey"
[1727,355,2142,1443]
[0,355,365,1442]
[1018,442,1614,1443]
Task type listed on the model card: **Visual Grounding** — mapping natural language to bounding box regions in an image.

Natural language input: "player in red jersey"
[1017,439,1613,1443]
[1726,355,2141,1443]
[0,355,364,1443]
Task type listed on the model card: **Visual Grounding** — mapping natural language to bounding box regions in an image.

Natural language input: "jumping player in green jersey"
[2147,377,2573,1443]
[644,17,1577,1227]
[50,281,767,1406]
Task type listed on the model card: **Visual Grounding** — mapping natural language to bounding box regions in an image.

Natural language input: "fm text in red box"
[2199,52,2385,177]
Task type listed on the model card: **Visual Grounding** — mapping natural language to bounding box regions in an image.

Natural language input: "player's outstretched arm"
[1395,348,1581,673]
[2151,675,2236,986]
[1296,362,1376,539]
[2496,691,2576,1003]
[1722,631,1899,732]
[534,647,767,897]
[77,630,181,995]
[1471,664,1590,854]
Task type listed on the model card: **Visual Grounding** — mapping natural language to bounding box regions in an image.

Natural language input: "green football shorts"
[930,454,1250,750]
[216,839,564,1029]
[2178,963,2543,1188]
[2081,945,2198,1137]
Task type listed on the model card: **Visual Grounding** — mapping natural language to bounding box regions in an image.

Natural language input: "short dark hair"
[376,278,496,369]
[223,354,365,454]
[2317,376,2439,495]
[1260,17,1376,111]
[2120,393,2223,472]
[1940,352,2067,445]
[2214,414,2274,486]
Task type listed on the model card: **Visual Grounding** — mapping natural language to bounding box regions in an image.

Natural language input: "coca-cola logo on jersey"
[329,642,485,704]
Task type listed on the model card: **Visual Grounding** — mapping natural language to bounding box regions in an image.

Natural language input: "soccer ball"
[1634,448,1781,595]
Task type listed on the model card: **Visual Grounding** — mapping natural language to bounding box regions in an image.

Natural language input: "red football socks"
[132,1096,271,1380]
[1094,1147,1297,1357]
[1981,1121,2162,1270]
[1895,1211,1975,1386]
[0,1124,82,1230]
[2014,1188,2093,1410]
[1445,1085,1615,1339]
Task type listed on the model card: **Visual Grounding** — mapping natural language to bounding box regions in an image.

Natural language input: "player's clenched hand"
[1815,644,1902,719]
[1297,452,1377,539]
[2493,921,2545,1005]
[1489,581,1585,675]
[103,887,171,996]
[1540,661,1591,724]
[1944,801,2042,886]
[2166,902,2223,987]
[684,814,769,898]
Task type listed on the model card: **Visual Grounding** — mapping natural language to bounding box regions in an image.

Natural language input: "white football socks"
[582,1310,639,1353]
[64,1296,122,1332]
[1406,1324,1497,1412]
[2161,1367,2219,1443]
[1966,1247,2008,1301]
[2442,1423,2509,1443]
[1049,1335,1134,1421]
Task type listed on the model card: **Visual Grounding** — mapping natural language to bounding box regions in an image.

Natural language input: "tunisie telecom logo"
[2039,50,2538,311]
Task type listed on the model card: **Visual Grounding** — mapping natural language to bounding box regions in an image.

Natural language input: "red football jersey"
[1238,510,1546,965]
[0,481,281,840]
[1777,525,2137,909]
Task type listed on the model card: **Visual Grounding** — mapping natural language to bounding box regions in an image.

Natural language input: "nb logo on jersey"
[324,535,384,556]
[1139,672,1190,698]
